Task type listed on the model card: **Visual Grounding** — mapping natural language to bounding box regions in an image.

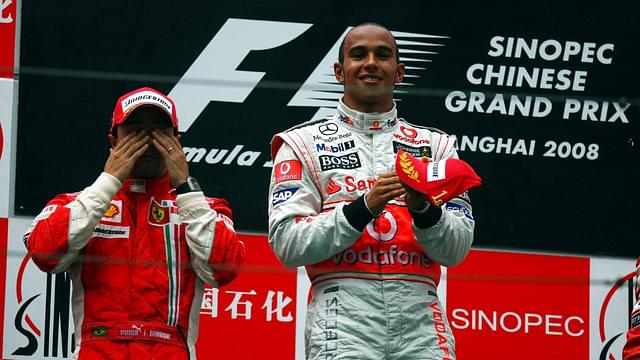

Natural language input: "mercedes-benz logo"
[319,123,339,135]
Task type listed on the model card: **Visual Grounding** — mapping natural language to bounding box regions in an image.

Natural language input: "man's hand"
[104,131,149,182]
[151,129,189,187]
[402,184,430,211]
[364,172,405,216]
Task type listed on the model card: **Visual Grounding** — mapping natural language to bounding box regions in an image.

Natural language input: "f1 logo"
[170,18,442,132]
[170,18,312,131]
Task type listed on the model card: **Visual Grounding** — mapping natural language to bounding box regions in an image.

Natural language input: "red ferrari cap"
[110,87,178,133]
[395,150,482,206]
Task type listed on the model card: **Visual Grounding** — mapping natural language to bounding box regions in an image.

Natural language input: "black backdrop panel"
[16,1,640,257]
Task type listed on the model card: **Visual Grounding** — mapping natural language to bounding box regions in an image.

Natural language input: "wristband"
[176,176,202,194]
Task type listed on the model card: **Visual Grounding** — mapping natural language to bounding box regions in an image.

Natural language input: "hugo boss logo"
[319,153,362,171]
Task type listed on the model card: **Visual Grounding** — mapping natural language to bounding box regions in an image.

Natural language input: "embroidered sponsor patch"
[392,141,432,158]
[34,204,58,221]
[326,178,341,195]
[148,199,171,226]
[315,140,355,153]
[121,90,172,114]
[319,153,361,171]
[92,326,108,337]
[427,160,447,181]
[318,123,338,135]
[101,200,123,223]
[92,224,131,239]
[445,202,473,220]
[272,188,299,206]
[274,160,302,183]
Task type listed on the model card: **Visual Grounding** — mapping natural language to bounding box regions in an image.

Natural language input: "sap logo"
[0,0,13,24]
[272,188,298,205]
[316,140,355,153]
[319,153,361,171]
[169,18,445,131]
[445,202,473,220]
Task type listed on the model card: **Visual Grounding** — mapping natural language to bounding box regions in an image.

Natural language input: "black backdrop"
[15,1,640,257]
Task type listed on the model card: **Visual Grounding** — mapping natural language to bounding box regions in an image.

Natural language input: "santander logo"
[326,177,341,195]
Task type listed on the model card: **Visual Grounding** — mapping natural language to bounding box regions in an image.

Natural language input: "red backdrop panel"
[447,250,590,360]
[0,0,16,79]
[195,233,297,359]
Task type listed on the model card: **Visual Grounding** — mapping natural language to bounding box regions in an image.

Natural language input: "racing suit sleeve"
[24,172,121,273]
[624,327,640,360]
[409,143,475,266]
[177,192,245,287]
[268,142,374,268]
[623,258,640,360]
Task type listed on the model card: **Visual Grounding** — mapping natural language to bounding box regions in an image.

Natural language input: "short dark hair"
[337,22,400,65]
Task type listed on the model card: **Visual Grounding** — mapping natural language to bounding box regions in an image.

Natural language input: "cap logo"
[121,90,172,115]
[398,152,420,183]
[427,160,447,182]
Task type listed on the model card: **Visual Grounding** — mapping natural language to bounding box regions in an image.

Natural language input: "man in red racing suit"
[624,257,640,360]
[268,24,474,359]
[24,87,245,359]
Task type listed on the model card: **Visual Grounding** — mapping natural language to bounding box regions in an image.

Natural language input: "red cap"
[110,87,178,133]
[395,150,482,206]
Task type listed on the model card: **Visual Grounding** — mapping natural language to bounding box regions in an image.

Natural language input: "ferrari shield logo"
[148,199,170,226]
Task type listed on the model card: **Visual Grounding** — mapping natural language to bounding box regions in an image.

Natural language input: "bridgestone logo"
[92,224,130,239]
[427,160,447,181]
[319,153,361,171]
[121,91,172,114]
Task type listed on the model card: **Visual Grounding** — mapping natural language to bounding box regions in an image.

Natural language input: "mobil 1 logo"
[319,153,362,171]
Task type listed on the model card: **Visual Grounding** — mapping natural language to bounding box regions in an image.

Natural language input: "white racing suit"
[268,100,474,359]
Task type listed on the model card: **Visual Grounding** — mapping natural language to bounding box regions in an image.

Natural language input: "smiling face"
[334,24,405,113]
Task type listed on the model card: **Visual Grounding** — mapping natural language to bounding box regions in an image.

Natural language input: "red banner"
[195,233,298,359]
[447,250,590,359]
[0,0,16,78]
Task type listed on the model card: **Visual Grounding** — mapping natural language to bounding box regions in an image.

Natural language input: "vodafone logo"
[400,125,417,139]
[366,211,398,242]
[280,162,291,174]
[274,160,302,184]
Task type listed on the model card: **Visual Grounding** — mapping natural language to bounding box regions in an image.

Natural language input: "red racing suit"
[624,257,640,360]
[268,100,474,359]
[24,173,245,360]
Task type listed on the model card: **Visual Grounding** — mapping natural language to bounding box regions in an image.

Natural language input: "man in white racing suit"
[268,23,475,359]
